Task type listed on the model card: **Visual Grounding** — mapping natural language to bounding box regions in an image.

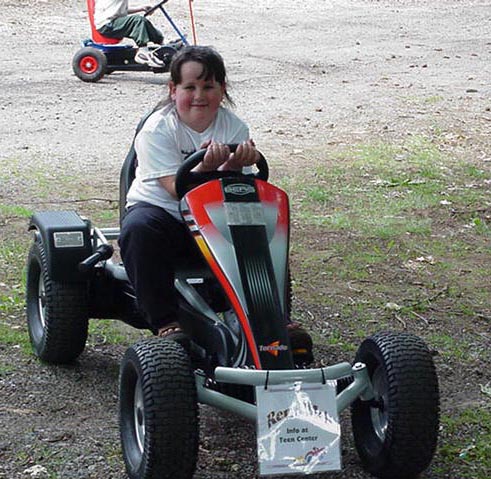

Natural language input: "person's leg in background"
[97,15,164,66]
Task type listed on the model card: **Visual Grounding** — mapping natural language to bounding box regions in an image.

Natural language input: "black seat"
[119,142,137,225]
[119,109,158,225]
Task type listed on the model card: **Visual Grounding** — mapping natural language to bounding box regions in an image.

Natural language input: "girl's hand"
[194,140,230,172]
[221,139,260,171]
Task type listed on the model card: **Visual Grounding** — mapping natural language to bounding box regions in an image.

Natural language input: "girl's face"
[169,61,225,132]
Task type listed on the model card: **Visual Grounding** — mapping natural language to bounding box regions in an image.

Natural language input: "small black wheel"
[351,331,439,479]
[26,240,89,364]
[72,47,107,82]
[153,45,177,70]
[119,338,199,479]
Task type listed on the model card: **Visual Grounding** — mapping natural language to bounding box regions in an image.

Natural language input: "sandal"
[158,321,190,349]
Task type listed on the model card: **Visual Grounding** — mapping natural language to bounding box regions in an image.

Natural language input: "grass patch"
[88,319,146,346]
[0,362,15,376]
[291,136,491,239]
[0,240,28,314]
[427,333,471,362]
[436,406,491,478]
[2,151,113,206]
[90,205,120,226]
[0,204,33,218]
[0,321,31,355]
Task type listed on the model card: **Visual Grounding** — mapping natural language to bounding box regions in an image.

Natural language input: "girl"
[119,45,259,340]
[120,45,312,364]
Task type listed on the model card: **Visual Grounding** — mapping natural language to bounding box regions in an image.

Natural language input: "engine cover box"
[29,211,92,281]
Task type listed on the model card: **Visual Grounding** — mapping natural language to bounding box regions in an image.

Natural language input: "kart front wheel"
[72,47,107,82]
[26,240,89,363]
[119,338,199,479]
[351,331,439,479]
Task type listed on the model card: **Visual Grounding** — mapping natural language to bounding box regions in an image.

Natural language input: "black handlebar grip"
[144,0,169,16]
[79,244,114,273]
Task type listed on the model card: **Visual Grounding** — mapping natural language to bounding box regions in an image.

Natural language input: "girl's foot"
[158,321,190,348]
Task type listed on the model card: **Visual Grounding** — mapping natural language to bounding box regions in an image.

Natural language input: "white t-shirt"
[126,105,250,220]
[94,0,128,29]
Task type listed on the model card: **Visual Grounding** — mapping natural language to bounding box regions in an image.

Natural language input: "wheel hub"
[79,56,98,74]
[133,378,145,453]
[370,366,388,441]
[37,275,46,328]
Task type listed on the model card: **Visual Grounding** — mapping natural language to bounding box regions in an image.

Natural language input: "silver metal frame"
[196,362,374,422]
[97,227,376,421]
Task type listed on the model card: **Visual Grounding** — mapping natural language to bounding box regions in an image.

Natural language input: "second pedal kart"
[72,0,188,82]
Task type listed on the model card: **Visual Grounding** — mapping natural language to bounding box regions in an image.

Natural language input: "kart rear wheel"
[119,338,199,479]
[72,47,107,82]
[26,240,89,363]
[351,331,439,479]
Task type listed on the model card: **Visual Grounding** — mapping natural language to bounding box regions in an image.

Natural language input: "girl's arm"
[128,3,153,14]
[158,175,177,199]
[157,140,260,199]
[158,142,230,199]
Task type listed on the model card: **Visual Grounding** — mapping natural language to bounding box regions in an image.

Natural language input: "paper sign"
[256,381,341,476]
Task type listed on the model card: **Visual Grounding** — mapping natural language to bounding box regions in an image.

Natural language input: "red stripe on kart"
[255,180,290,230]
[194,235,262,369]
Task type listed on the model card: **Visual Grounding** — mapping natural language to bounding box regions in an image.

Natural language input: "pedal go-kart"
[72,0,188,83]
[26,138,440,478]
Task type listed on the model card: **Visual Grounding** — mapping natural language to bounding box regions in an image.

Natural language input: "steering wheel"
[144,0,169,16]
[175,145,269,199]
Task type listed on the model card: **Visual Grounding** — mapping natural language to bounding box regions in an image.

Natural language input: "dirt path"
[1,0,490,477]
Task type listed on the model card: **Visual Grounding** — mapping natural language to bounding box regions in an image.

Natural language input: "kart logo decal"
[259,341,288,357]
[224,183,256,196]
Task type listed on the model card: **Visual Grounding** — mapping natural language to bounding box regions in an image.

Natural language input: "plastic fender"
[28,211,92,282]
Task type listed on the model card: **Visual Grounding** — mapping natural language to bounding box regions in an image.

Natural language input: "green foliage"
[427,333,470,362]
[88,320,146,346]
[292,136,491,239]
[0,240,28,314]
[0,321,31,355]
[438,406,491,478]
[0,204,33,218]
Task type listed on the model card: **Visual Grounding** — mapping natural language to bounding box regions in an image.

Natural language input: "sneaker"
[287,322,314,366]
[147,51,165,68]
[135,48,165,68]
[134,47,150,64]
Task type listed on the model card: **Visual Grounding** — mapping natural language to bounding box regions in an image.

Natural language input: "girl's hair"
[157,45,235,108]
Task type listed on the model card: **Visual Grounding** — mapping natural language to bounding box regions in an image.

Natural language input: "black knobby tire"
[119,339,199,479]
[351,331,439,479]
[25,240,89,364]
[72,47,107,82]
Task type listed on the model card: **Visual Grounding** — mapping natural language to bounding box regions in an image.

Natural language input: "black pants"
[119,202,202,332]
